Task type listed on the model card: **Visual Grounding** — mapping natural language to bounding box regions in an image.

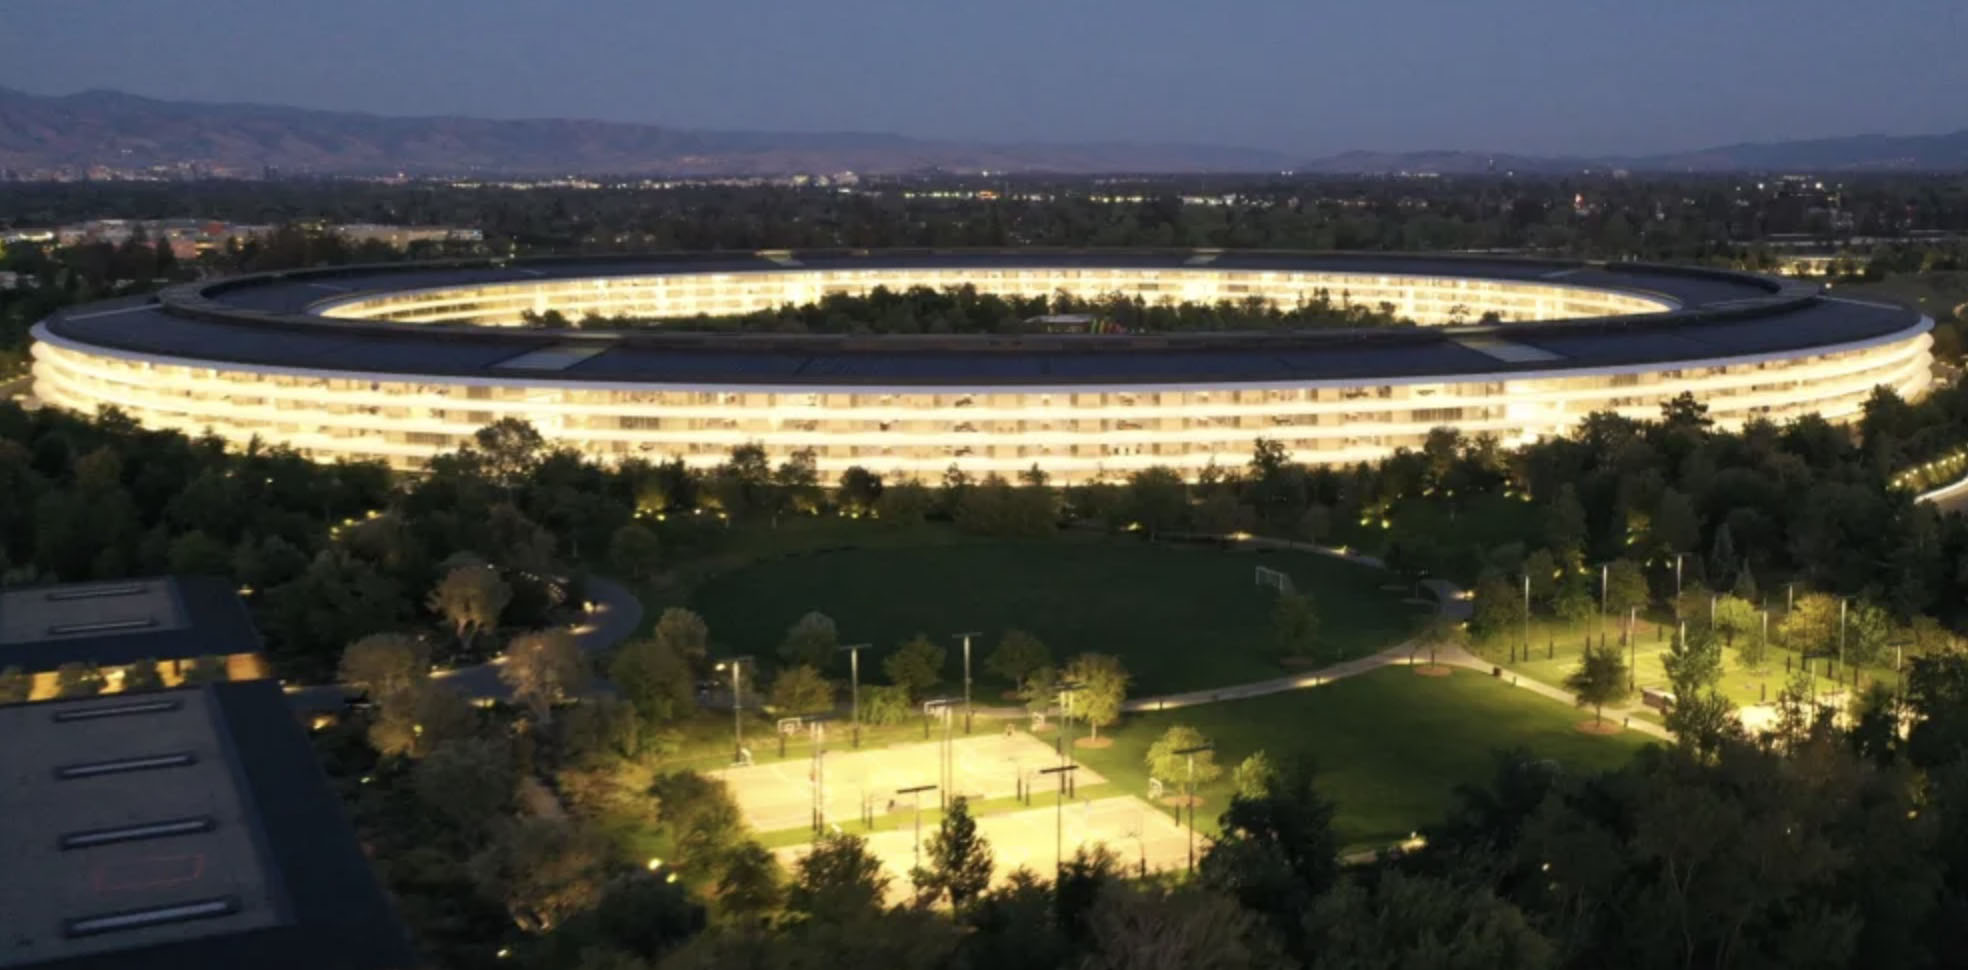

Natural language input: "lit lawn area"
[690,535,1427,696]
[1479,615,1899,710]
[1841,271,1968,326]
[1069,665,1650,849]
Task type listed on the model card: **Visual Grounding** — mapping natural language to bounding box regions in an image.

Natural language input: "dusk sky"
[3,0,1964,157]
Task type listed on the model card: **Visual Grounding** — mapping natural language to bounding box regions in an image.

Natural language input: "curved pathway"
[287,574,644,711]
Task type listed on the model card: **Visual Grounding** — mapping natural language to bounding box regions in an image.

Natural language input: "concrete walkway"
[287,574,645,711]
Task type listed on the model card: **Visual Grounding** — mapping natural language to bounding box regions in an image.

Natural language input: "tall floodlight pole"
[1521,572,1531,664]
[896,783,938,876]
[1599,562,1609,633]
[839,643,870,747]
[1673,554,1684,617]
[1055,681,1085,763]
[1839,598,1848,670]
[715,656,753,764]
[1038,764,1079,877]
[953,632,980,734]
[1174,743,1214,872]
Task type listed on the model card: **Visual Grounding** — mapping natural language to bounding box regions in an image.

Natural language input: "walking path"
[1119,539,1672,740]
[286,574,644,711]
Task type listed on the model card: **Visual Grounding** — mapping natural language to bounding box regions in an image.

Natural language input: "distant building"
[0,680,415,969]
[0,577,271,701]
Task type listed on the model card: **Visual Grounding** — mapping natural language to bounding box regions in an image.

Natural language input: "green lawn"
[1071,666,1650,848]
[1476,614,1899,710]
[689,534,1426,696]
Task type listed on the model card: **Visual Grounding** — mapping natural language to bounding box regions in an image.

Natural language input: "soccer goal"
[1255,565,1295,594]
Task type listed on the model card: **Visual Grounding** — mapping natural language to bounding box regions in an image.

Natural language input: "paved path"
[287,574,644,711]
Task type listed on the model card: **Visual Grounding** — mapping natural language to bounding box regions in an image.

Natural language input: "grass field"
[1069,665,1650,848]
[690,534,1426,696]
[1474,614,1899,713]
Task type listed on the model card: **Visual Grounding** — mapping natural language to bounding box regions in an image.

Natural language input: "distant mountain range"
[2,87,1965,178]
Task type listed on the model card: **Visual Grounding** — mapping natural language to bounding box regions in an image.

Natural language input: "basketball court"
[715,728,1102,835]
[774,794,1195,896]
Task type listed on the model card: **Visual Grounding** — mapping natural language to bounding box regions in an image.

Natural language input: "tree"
[1845,601,1893,667]
[1123,466,1188,538]
[713,842,784,923]
[779,611,839,669]
[369,681,478,758]
[427,562,512,655]
[0,665,28,703]
[769,664,834,716]
[1270,592,1320,661]
[608,523,663,580]
[1233,751,1275,800]
[469,418,547,492]
[860,684,914,726]
[918,796,994,911]
[1779,592,1841,658]
[884,634,945,702]
[337,632,430,698]
[1082,882,1278,970]
[180,654,229,684]
[1147,724,1220,787]
[1544,484,1587,569]
[984,629,1051,687]
[1063,653,1128,742]
[873,480,933,525]
[55,662,105,698]
[836,466,883,516]
[608,636,696,727]
[415,737,515,835]
[1651,488,1701,556]
[787,831,889,923]
[648,607,710,665]
[1303,872,1552,970]
[1469,571,1524,641]
[1199,755,1338,960]
[501,629,589,724]
[120,658,166,693]
[470,817,611,933]
[1710,595,1758,649]
[1603,559,1650,616]
[1564,642,1630,725]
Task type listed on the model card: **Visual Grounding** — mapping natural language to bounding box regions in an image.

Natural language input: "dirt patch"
[1411,664,1454,677]
[1574,718,1623,735]
[1074,736,1114,750]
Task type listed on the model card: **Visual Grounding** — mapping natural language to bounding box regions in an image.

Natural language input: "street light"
[1054,680,1086,764]
[713,656,753,764]
[953,631,981,733]
[1520,572,1531,664]
[896,783,938,877]
[838,643,870,747]
[1038,763,1079,876]
[1173,743,1214,872]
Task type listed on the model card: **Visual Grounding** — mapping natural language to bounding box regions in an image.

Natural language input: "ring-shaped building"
[30,249,1934,483]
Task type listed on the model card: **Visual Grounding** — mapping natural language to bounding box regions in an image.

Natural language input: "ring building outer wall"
[29,250,1935,483]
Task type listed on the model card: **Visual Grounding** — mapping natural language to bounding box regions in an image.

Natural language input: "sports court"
[775,795,1195,895]
[715,729,1102,835]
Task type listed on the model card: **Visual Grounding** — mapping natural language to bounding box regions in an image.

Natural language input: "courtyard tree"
[648,607,710,665]
[1469,571,1524,641]
[414,737,516,836]
[1233,750,1276,800]
[55,662,105,698]
[1710,595,1758,649]
[1200,754,1339,959]
[985,629,1051,688]
[337,632,430,698]
[873,479,933,525]
[427,561,511,656]
[0,665,28,703]
[469,816,611,933]
[369,681,478,758]
[1123,466,1188,538]
[121,658,166,692]
[787,831,890,923]
[501,629,589,725]
[1564,641,1631,726]
[779,611,839,669]
[835,466,883,516]
[884,634,946,702]
[768,664,834,716]
[1063,652,1128,742]
[1780,593,1842,659]
[1604,559,1650,618]
[181,654,229,684]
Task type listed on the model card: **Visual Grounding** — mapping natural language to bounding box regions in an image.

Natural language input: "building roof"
[36,249,1928,388]
[0,680,414,970]
[0,578,262,674]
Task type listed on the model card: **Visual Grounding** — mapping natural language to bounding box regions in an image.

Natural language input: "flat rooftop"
[0,681,413,970]
[0,578,261,673]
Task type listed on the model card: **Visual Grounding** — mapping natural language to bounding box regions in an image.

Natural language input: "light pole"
[1038,764,1079,877]
[812,747,827,834]
[896,783,938,876]
[1520,572,1531,664]
[1173,743,1214,872]
[714,656,753,764]
[953,631,980,734]
[1838,597,1848,673]
[1673,553,1684,618]
[1599,562,1608,634]
[1055,681,1085,765]
[839,643,869,747]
